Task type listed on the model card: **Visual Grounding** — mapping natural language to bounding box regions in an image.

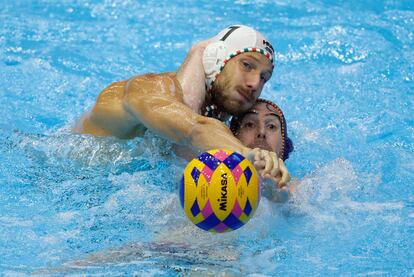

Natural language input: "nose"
[256,124,266,139]
[245,73,261,94]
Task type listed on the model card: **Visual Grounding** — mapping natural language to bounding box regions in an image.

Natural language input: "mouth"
[237,89,252,103]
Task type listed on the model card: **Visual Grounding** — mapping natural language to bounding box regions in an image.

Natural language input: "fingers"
[247,148,266,172]
[277,158,290,188]
[250,149,275,178]
[253,160,266,171]
[244,148,259,164]
[258,152,290,189]
[269,152,279,177]
[244,148,290,189]
[262,152,273,176]
[254,148,262,162]
[258,149,278,178]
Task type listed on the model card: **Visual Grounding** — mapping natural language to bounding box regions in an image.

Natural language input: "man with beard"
[74,25,289,184]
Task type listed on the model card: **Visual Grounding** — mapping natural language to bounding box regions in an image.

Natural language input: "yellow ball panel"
[208,163,237,221]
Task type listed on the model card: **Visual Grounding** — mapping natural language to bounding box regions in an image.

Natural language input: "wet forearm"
[189,116,249,154]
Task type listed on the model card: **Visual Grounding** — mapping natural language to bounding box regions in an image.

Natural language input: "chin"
[219,101,244,116]
[233,99,254,115]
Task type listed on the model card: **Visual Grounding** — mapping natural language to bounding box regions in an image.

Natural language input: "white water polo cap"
[203,25,275,91]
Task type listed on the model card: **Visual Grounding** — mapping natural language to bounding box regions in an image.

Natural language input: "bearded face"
[209,52,273,116]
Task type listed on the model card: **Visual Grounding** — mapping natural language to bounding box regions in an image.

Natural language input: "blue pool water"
[1,0,413,275]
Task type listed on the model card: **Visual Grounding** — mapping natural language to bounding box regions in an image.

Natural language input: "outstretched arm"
[123,74,249,154]
[123,74,289,185]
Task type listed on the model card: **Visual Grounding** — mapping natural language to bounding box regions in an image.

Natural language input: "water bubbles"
[6,46,23,53]
[56,211,80,224]
[337,62,363,74]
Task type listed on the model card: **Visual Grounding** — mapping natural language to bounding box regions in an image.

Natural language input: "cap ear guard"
[202,41,227,90]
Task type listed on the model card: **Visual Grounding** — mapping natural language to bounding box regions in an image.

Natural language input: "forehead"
[242,102,281,121]
[234,52,273,71]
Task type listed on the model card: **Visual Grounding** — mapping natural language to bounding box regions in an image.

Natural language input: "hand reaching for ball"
[243,148,290,188]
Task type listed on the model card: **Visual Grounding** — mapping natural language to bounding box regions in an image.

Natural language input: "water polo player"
[74,25,289,185]
[230,98,294,162]
[231,99,294,200]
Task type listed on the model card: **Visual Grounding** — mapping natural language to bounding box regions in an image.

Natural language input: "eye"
[267,123,278,130]
[242,121,255,128]
[241,61,253,71]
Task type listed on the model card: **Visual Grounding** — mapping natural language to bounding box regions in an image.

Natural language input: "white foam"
[3,270,29,277]
[358,271,388,276]
[293,158,358,204]
[289,121,332,145]
[0,216,33,227]
[337,62,363,74]
[336,200,404,212]
[42,235,58,244]
[103,196,118,211]
[56,211,80,223]
[41,230,80,245]
[243,247,283,273]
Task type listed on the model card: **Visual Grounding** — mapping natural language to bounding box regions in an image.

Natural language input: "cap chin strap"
[204,104,231,123]
[203,90,231,122]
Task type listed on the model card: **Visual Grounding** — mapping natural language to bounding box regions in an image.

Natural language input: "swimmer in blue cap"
[231,98,295,201]
[74,25,289,185]
[230,98,293,162]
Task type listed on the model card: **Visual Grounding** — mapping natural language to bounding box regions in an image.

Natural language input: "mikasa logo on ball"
[218,173,228,211]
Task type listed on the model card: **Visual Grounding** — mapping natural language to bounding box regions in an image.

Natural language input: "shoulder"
[127,72,177,86]
[126,72,183,99]
[96,80,127,103]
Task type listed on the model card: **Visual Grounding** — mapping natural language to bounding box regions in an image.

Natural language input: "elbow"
[188,116,227,143]
[191,116,221,134]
